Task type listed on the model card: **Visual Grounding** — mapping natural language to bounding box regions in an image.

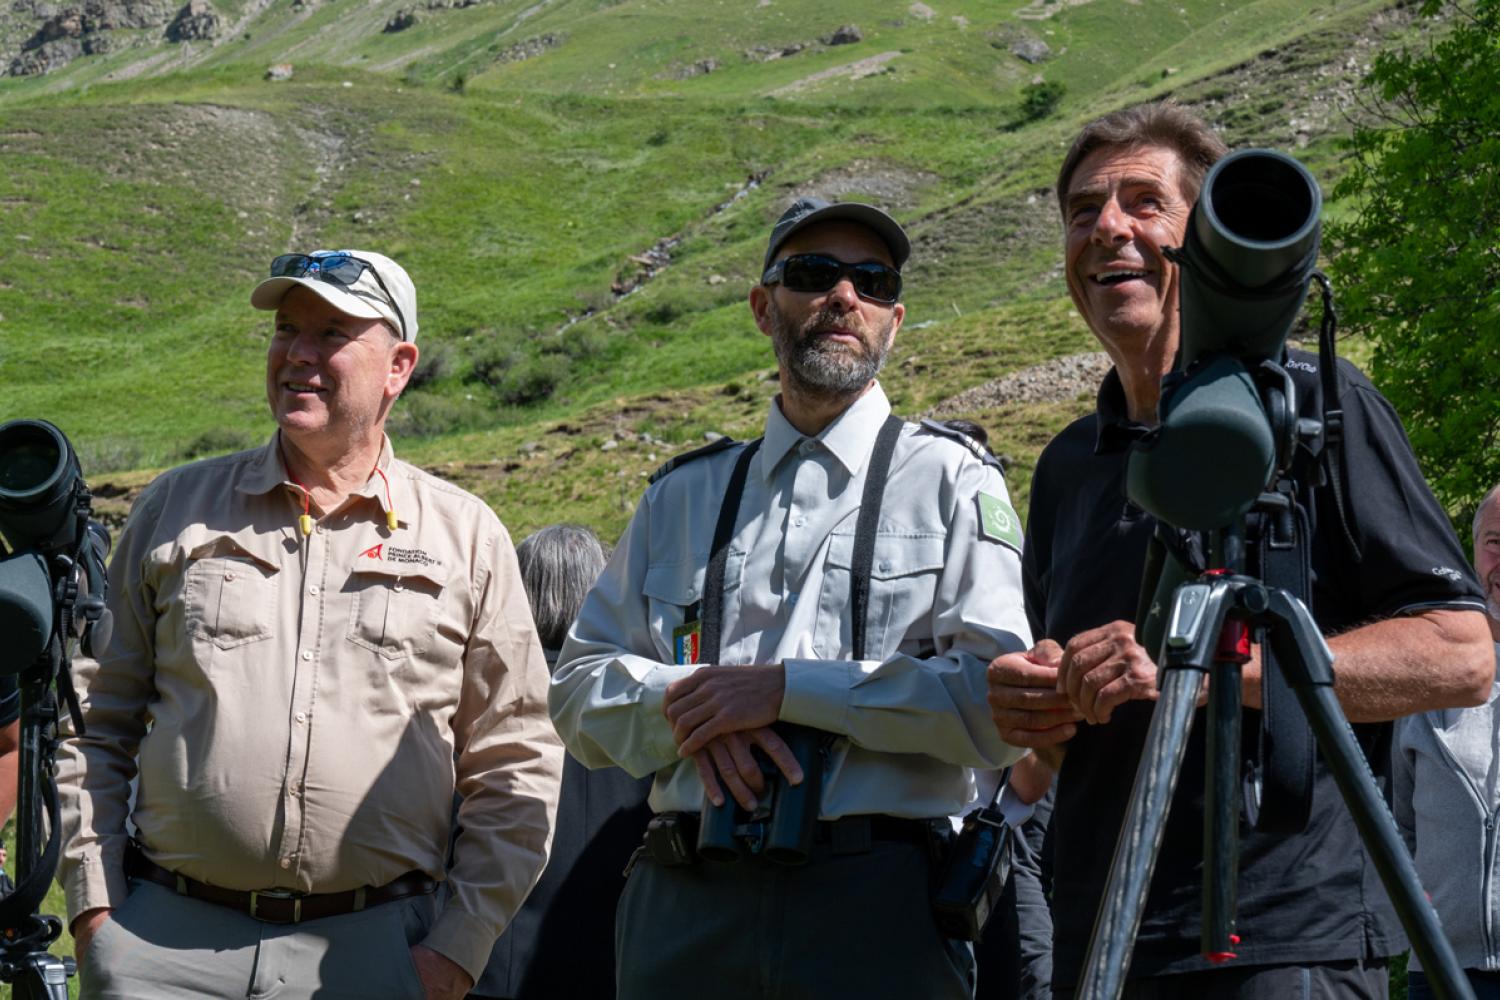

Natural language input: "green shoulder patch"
[977,492,1022,551]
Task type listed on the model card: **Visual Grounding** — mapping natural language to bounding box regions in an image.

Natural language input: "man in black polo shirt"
[987,100,1496,998]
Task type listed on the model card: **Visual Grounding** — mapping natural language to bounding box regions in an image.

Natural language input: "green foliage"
[1329,0,1500,525]
[1019,80,1067,123]
[178,427,258,461]
[467,339,568,406]
[387,391,483,438]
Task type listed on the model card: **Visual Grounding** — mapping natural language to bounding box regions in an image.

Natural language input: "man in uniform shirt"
[57,249,563,1000]
[551,199,1031,1000]
[986,101,1495,998]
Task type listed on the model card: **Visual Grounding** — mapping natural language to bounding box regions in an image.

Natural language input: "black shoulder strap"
[698,415,904,666]
[698,439,762,665]
[1311,271,1362,562]
[850,415,905,661]
[648,436,739,485]
[1244,484,1315,834]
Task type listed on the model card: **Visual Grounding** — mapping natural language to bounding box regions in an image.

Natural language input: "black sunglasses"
[761,253,902,304]
[270,252,408,341]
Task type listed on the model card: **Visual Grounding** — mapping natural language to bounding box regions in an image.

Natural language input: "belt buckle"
[249,888,304,923]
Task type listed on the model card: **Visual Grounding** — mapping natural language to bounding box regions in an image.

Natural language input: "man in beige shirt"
[56,250,563,1000]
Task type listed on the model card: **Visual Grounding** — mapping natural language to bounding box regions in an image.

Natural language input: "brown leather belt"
[125,844,436,925]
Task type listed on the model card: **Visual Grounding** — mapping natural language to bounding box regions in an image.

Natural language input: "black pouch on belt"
[931,767,1014,941]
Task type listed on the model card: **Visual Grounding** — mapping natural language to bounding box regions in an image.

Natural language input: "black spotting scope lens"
[1177,149,1322,367]
[0,419,83,554]
[1199,152,1321,286]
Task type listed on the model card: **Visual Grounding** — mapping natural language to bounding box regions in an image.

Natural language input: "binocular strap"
[697,414,904,665]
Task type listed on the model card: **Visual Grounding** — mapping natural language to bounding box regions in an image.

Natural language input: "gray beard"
[768,302,891,398]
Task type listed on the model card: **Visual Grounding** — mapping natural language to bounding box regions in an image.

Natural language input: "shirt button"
[799,441,816,455]
[308,585,319,596]
[300,650,312,661]
[393,581,404,593]
[879,560,892,573]
[295,711,307,724]
[224,571,236,582]
[686,585,697,598]
[793,516,806,528]
[279,858,291,870]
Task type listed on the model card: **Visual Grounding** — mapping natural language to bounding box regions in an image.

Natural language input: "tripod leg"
[1265,591,1477,1000]
[1075,666,1203,999]
[1203,621,1249,961]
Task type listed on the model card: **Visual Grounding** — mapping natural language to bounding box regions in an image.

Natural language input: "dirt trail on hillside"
[926,352,1112,417]
[767,51,901,96]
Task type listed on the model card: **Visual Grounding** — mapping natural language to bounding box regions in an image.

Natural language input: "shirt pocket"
[183,537,281,650]
[642,559,708,663]
[819,531,947,659]
[346,563,446,661]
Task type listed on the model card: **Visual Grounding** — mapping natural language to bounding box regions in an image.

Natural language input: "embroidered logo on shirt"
[977,492,1023,551]
[357,543,441,568]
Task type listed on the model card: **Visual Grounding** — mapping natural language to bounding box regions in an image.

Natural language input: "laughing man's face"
[1063,143,1192,359]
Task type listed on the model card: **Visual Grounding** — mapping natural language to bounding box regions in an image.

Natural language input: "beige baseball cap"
[251,250,418,342]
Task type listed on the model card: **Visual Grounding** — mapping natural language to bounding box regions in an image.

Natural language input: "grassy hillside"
[0,0,1420,548]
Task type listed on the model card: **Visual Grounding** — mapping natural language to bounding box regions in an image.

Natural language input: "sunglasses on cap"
[270,252,408,341]
[761,253,903,305]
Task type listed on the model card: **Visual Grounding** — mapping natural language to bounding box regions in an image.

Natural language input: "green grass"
[0,0,1409,471]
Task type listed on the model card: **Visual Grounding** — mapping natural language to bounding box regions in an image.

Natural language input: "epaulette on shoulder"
[648,436,741,484]
[917,418,1006,473]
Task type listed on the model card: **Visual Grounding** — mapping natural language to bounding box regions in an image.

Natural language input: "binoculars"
[697,723,827,865]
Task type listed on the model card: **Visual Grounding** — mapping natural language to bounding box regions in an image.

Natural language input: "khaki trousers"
[80,878,435,999]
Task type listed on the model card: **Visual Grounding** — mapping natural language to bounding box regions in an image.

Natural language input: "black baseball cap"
[762,197,911,273]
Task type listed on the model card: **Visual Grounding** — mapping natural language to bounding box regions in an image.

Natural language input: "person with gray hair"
[468,523,651,1000]
[1393,488,1500,999]
[515,524,611,657]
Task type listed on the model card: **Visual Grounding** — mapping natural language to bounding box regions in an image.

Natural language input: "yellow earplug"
[299,513,313,537]
[387,510,398,531]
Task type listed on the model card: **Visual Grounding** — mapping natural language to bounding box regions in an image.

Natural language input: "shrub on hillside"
[467,341,567,406]
[179,428,257,461]
[76,436,148,475]
[1006,80,1066,130]
[407,340,456,390]
[388,393,479,439]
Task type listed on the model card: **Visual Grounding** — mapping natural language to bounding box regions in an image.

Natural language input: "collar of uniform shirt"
[759,381,894,481]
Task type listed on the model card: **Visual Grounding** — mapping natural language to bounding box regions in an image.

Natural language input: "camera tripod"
[0,642,78,1000]
[1075,522,1476,1000]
